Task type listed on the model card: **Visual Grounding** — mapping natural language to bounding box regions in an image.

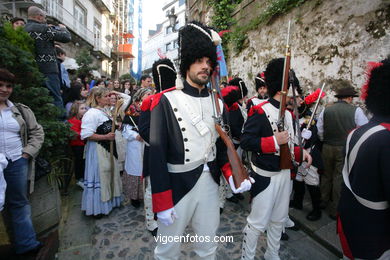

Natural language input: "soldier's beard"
[188,70,210,86]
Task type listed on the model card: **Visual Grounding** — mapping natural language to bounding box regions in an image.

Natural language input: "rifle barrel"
[307,83,325,129]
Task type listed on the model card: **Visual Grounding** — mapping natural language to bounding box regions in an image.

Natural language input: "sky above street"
[142,0,165,42]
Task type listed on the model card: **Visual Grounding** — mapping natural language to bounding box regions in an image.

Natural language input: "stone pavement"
[289,194,342,258]
[57,185,338,260]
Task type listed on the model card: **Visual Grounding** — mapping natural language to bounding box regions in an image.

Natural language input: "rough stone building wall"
[190,0,390,98]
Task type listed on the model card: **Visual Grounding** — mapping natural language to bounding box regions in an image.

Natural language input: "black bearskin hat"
[264,58,301,97]
[221,85,240,108]
[152,58,176,93]
[287,69,302,96]
[228,77,248,98]
[255,72,266,92]
[364,57,390,116]
[178,21,218,77]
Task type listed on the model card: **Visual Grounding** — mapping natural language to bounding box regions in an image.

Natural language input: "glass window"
[94,23,101,50]
[166,26,173,35]
[165,42,172,52]
[74,4,86,25]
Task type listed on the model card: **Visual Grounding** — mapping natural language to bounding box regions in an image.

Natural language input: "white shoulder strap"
[342,125,389,210]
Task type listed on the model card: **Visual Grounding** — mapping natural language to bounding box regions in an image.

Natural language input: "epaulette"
[246,96,256,104]
[140,94,154,112]
[150,86,176,111]
[381,123,390,131]
[223,103,229,111]
[229,102,239,111]
[248,101,268,117]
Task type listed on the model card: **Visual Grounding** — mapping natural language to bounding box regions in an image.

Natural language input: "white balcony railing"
[41,1,95,46]
[94,38,111,58]
[102,0,114,13]
[38,0,111,57]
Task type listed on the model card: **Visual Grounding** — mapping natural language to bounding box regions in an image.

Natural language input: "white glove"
[228,176,254,194]
[157,207,178,226]
[301,128,312,140]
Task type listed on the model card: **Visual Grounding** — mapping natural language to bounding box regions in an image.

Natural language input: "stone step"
[288,197,343,258]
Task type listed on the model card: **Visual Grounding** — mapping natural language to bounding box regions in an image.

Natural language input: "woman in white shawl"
[80,87,122,217]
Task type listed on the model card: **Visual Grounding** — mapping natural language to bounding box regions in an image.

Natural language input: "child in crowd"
[68,101,88,190]
[122,88,152,207]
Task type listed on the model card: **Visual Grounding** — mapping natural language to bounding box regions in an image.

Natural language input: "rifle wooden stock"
[279,144,292,169]
[215,124,248,189]
[278,21,293,170]
[210,65,248,188]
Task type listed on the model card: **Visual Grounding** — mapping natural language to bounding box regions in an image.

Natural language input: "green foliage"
[47,156,72,189]
[119,73,136,84]
[2,23,35,53]
[208,0,241,31]
[231,0,307,52]
[75,47,97,77]
[207,0,242,59]
[0,23,73,163]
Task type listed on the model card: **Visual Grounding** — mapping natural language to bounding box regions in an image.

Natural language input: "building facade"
[0,0,134,79]
[142,0,186,75]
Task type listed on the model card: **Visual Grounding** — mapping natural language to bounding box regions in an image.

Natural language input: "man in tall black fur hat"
[247,72,268,111]
[148,22,252,259]
[229,77,248,107]
[337,57,390,260]
[138,58,177,237]
[241,58,312,260]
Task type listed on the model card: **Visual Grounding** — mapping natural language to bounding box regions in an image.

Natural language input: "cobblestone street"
[58,187,338,260]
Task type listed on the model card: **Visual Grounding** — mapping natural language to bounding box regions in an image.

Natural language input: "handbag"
[34,156,51,180]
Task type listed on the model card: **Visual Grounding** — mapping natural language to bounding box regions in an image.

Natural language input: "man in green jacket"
[317,80,368,219]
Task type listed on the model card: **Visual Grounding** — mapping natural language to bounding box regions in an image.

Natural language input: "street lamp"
[167,7,178,32]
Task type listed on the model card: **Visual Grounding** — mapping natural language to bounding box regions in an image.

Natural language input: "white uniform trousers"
[283,180,295,231]
[144,176,158,231]
[242,170,291,260]
[218,175,226,208]
[155,170,220,260]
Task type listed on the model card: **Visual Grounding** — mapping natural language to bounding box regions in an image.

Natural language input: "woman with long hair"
[80,87,122,217]
[122,80,131,95]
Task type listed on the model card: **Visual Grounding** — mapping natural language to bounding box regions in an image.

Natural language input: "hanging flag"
[131,0,143,81]
[216,44,228,77]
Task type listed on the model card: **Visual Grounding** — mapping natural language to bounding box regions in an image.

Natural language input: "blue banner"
[216,44,228,77]
[131,0,142,80]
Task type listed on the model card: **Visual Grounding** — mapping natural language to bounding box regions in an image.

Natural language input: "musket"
[290,71,303,166]
[109,106,117,198]
[209,66,249,189]
[306,83,326,130]
[277,20,293,169]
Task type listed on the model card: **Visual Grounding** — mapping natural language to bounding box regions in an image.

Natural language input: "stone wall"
[197,0,390,96]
